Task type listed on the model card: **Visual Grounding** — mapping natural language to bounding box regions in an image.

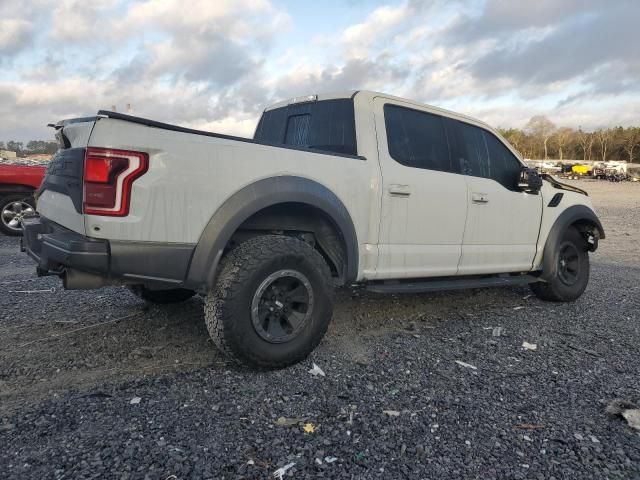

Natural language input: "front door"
[373,97,468,279]
[446,119,542,274]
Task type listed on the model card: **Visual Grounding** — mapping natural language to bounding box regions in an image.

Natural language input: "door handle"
[388,184,411,197]
[472,192,489,204]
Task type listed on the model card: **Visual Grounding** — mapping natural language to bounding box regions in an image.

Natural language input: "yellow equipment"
[571,164,592,175]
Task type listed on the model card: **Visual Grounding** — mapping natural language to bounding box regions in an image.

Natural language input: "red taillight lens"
[85,155,128,183]
[83,147,148,217]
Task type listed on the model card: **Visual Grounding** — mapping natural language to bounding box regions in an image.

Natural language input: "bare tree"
[498,128,526,156]
[577,128,594,161]
[595,128,613,161]
[622,127,640,163]
[525,116,556,159]
[554,127,573,161]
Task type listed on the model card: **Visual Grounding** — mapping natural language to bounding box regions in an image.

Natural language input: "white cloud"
[120,0,283,36]
[0,19,33,53]
[341,4,412,58]
[189,117,258,138]
[50,0,119,41]
[1,0,639,142]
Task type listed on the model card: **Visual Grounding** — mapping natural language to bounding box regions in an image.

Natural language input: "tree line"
[498,116,640,162]
[3,118,640,163]
[0,140,59,156]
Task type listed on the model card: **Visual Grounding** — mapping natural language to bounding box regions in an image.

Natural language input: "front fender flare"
[185,176,359,291]
[540,205,605,280]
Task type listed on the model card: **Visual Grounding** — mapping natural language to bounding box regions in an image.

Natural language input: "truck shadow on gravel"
[4,236,632,419]
[0,260,534,414]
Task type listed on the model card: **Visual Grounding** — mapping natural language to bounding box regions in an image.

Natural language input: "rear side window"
[447,119,522,190]
[254,99,358,156]
[384,104,452,172]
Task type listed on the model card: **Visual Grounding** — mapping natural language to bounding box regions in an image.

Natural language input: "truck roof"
[264,90,496,133]
[263,91,360,110]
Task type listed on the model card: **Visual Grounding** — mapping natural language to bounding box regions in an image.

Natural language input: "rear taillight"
[83,147,148,216]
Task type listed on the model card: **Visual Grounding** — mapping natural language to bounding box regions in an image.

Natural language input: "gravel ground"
[1,180,639,479]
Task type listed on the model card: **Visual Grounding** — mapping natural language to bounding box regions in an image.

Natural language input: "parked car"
[21,90,604,368]
[0,163,45,235]
[540,161,562,173]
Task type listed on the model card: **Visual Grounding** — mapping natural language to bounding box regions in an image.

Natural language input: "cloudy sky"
[1,0,639,142]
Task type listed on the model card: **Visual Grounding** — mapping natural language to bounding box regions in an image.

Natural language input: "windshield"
[254,98,358,156]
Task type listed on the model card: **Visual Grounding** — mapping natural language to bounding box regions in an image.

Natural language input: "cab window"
[484,132,522,190]
[383,104,453,173]
[448,119,522,190]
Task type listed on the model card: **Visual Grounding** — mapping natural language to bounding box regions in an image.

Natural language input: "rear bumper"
[21,215,109,274]
[21,215,195,288]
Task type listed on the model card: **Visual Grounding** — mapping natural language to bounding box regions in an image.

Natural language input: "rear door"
[373,98,468,279]
[445,119,542,274]
[37,119,96,234]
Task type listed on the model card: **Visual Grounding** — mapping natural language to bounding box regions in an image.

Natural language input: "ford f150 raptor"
[21,91,604,368]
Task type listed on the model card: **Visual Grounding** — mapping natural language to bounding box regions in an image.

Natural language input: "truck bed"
[38,109,374,253]
[96,110,366,160]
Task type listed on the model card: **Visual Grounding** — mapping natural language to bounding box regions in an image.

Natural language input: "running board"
[366,275,540,294]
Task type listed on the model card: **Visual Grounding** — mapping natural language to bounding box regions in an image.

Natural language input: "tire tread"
[204,235,333,369]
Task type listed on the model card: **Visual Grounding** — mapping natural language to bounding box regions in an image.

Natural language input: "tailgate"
[37,117,98,234]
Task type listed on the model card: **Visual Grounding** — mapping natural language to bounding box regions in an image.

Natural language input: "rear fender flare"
[185,176,359,291]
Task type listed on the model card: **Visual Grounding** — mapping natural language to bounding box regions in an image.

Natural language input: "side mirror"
[519,167,543,193]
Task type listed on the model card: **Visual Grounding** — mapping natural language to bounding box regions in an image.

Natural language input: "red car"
[0,163,46,235]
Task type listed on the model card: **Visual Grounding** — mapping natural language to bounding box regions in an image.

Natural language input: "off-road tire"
[128,285,196,304]
[204,235,334,369]
[531,227,590,302]
[0,194,35,236]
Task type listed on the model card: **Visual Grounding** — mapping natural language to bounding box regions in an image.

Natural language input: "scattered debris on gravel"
[1,180,639,479]
[308,363,326,377]
[454,360,478,370]
[607,399,640,431]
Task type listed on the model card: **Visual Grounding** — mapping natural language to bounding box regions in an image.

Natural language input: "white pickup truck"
[22,91,604,368]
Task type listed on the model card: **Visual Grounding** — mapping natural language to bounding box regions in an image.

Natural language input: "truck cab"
[22,90,604,368]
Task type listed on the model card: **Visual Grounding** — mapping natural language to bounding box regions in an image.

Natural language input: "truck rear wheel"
[128,285,196,304]
[204,235,334,369]
[0,194,35,236]
[530,227,590,302]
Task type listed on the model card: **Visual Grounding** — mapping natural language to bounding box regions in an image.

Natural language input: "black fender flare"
[540,205,605,280]
[185,176,359,291]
